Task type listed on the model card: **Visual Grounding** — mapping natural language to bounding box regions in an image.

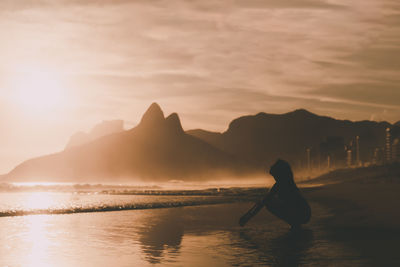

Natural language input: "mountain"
[186,129,222,145]
[5,105,395,182]
[66,120,124,149]
[5,103,241,182]
[187,109,391,169]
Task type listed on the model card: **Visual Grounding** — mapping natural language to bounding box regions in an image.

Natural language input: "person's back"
[239,159,311,228]
[265,159,311,228]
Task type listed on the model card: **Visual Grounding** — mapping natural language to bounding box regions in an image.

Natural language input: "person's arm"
[269,183,279,194]
[261,183,278,205]
[238,184,278,227]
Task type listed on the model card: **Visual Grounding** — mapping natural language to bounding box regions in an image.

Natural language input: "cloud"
[233,0,345,9]
[1,0,400,172]
[309,83,400,108]
[344,46,400,71]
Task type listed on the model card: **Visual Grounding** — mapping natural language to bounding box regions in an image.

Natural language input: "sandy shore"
[299,163,400,266]
[301,163,400,229]
[0,164,399,266]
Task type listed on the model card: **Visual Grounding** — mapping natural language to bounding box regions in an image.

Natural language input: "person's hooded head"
[269,159,295,186]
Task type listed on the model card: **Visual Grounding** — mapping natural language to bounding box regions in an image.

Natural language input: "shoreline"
[0,194,395,266]
[301,179,400,266]
[0,164,399,265]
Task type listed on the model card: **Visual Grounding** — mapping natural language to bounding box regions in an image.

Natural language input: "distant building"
[372,147,385,165]
[392,138,399,161]
[355,136,360,166]
[346,149,352,167]
[319,136,346,169]
[306,148,311,172]
[385,128,391,163]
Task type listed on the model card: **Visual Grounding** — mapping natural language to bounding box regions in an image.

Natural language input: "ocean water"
[0,183,267,217]
[0,192,237,216]
[0,187,370,266]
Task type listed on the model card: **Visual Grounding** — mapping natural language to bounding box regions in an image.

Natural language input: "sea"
[0,183,369,266]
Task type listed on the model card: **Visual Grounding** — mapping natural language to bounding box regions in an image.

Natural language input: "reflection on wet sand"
[236,227,313,266]
[0,203,370,266]
[136,203,314,266]
[137,208,184,264]
[22,215,54,267]
[269,229,314,266]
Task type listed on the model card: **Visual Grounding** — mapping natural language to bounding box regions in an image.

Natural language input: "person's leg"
[265,197,307,230]
[265,197,294,225]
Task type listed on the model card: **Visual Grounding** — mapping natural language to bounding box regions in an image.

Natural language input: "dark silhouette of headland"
[3,103,399,183]
[5,103,240,182]
[65,120,124,149]
[188,109,394,170]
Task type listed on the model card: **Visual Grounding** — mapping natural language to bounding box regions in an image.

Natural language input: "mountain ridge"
[187,109,392,169]
[3,104,397,182]
[66,120,124,149]
[5,103,242,182]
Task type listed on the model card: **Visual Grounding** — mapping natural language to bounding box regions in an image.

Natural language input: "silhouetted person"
[264,159,311,229]
[239,159,311,229]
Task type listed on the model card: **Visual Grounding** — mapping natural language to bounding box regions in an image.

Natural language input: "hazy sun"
[10,68,70,114]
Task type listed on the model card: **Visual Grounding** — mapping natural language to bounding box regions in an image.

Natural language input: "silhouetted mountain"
[140,102,165,128]
[186,129,222,145]
[6,103,241,182]
[395,121,400,127]
[66,120,124,149]
[187,109,391,169]
[5,105,395,182]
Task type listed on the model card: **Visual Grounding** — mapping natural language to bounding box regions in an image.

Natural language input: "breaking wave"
[0,187,267,217]
[0,197,239,217]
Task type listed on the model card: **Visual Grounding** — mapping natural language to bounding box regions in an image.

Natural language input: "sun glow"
[10,67,71,115]
[23,215,53,267]
[24,192,56,211]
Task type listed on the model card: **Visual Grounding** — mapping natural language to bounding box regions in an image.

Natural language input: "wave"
[1,183,269,195]
[0,197,244,217]
[0,187,267,217]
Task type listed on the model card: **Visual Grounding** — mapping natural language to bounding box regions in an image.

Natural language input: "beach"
[0,201,372,266]
[301,164,400,266]
[0,202,368,267]
[0,164,399,266]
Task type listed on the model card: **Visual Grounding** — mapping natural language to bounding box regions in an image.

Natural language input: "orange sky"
[0,0,399,173]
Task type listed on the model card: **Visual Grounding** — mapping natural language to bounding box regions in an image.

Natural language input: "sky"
[0,0,400,173]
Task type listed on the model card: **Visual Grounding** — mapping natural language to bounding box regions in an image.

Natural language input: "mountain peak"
[66,120,124,149]
[165,113,184,133]
[287,109,317,118]
[139,102,165,127]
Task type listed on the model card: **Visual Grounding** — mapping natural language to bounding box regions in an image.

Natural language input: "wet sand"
[301,164,400,266]
[0,201,369,266]
[0,164,398,266]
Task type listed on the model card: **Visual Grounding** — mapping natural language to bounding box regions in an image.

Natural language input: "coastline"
[300,164,400,266]
[0,196,392,266]
[0,164,399,266]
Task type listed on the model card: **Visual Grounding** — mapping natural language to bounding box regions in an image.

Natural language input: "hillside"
[188,109,391,169]
[5,105,396,183]
[65,120,124,149]
[5,103,242,182]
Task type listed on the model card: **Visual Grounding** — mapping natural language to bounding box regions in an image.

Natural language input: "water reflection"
[269,229,314,266]
[238,227,313,266]
[137,208,184,264]
[0,202,368,266]
[22,215,54,267]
